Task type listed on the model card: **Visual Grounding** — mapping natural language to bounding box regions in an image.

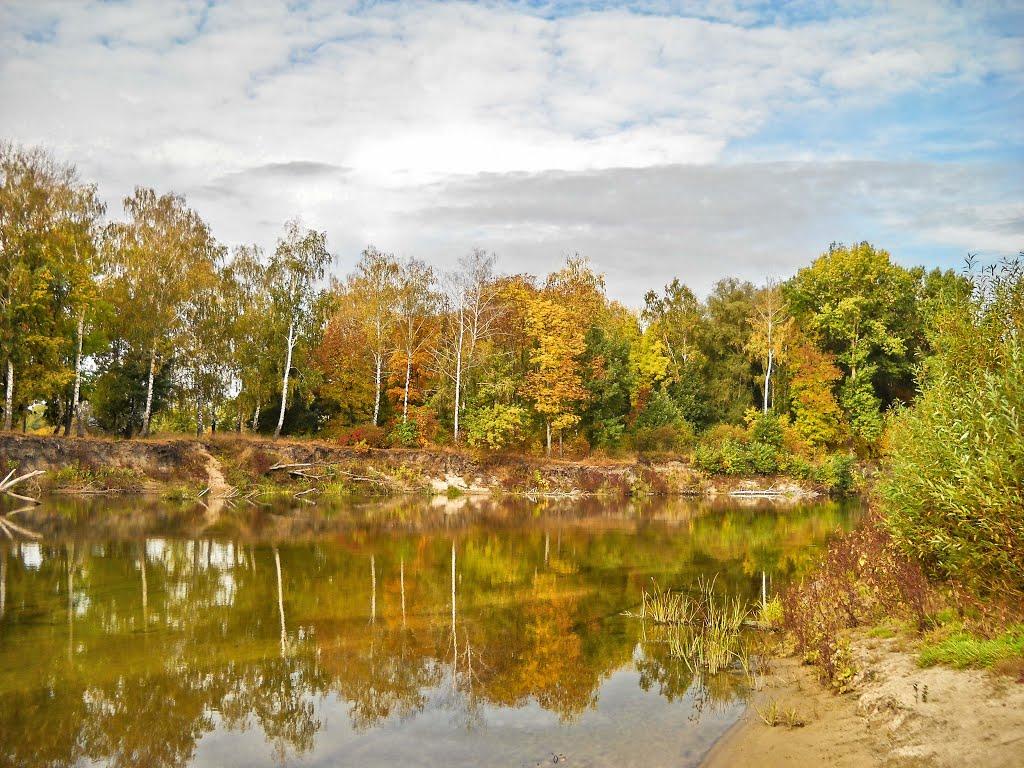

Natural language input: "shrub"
[464,404,527,450]
[634,422,694,453]
[746,409,785,449]
[388,419,419,448]
[337,424,386,448]
[785,515,932,687]
[880,258,1024,597]
[813,454,856,495]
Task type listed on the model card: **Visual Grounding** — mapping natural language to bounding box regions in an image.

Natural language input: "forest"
[1,142,973,469]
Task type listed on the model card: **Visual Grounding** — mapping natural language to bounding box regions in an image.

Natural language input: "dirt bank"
[702,635,1024,768]
[0,433,829,500]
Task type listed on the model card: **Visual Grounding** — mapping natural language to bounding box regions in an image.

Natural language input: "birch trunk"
[274,321,294,439]
[372,352,382,426]
[196,397,204,437]
[141,347,156,437]
[546,419,552,458]
[71,312,84,436]
[252,402,261,432]
[763,348,773,413]
[403,353,411,422]
[4,360,13,432]
[453,309,465,442]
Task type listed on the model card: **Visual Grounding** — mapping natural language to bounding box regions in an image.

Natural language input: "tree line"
[1,141,968,459]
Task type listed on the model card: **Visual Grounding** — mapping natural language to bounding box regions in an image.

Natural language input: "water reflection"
[0,496,858,768]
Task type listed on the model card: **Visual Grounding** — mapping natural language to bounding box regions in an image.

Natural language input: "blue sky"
[1,0,1021,302]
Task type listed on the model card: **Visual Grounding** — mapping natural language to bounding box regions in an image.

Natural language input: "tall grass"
[631,577,751,675]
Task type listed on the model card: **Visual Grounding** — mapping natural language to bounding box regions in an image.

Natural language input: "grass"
[756,698,806,728]
[757,595,784,628]
[919,624,1024,670]
[48,464,148,492]
[630,576,752,675]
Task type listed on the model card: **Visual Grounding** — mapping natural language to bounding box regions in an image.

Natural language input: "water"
[0,495,859,767]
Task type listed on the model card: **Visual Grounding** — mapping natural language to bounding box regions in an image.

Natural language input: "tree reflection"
[0,497,859,767]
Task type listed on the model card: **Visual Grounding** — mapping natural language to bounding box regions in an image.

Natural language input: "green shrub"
[388,419,419,448]
[880,258,1024,596]
[746,409,785,448]
[814,454,855,495]
[464,404,526,450]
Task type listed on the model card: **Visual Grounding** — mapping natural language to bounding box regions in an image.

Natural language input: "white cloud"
[0,0,1020,302]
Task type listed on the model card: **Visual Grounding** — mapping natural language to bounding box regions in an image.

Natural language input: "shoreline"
[701,634,1024,768]
[0,432,840,502]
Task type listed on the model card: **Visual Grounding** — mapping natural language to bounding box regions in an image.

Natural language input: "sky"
[1,0,1022,304]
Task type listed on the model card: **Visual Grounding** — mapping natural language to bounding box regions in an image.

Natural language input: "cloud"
[0,0,1020,302]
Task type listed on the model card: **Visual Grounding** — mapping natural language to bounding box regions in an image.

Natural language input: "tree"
[222,245,276,431]
[522,293,587,456]
[786,242,920,436]
[267,220,330,438]
[0,143,104,432]
[106,188,220,436]
[347,248,400,426]
[746,279,793,413]
[434,249,499,442]
[699,278,758,424]
[788,334,845,449]
[391,258,438,422]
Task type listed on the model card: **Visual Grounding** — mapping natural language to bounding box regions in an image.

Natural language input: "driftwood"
[0,469,44,504]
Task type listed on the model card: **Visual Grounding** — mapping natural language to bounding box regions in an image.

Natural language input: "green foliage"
[746,409,784,448]
[464,403,527,450]
[840,371,884,447]
[388,419,419,448]
[812,454,855,496]
[880,257,1024,596]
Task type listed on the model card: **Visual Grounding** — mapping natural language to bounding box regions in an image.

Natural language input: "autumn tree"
[390,257,438,423]
[267,220,330,438]
[788,333,845,448]
[105,188,219,436]
[0,143,105,432]
[347,247,400,426]
[523,293,587,457]
[434,249,499,442]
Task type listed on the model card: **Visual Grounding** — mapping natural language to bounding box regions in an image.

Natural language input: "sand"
[702,635,1024,768]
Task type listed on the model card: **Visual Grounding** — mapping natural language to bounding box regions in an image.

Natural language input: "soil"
[702,635,1024,768]
[0,432,829,500]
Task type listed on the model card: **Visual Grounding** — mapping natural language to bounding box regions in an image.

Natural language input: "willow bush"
[880,256,1024,597]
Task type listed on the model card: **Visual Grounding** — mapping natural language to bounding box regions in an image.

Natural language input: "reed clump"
[630,576,752,675]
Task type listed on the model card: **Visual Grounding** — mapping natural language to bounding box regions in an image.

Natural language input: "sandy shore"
[703,635,1024,768]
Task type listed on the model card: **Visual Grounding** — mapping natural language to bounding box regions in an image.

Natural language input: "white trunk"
[4,360,13,432]
[141,347,156,437]
[252,402,261,432]
[196,397,204,436]
[546,420,552,458]
[403,353,411,422]
[370,554,376,624]
[274,546,286,657]
[400,556,406,627]
[453,309,465,441]
[274,321,294,439]
[372,352,383,426]
[763,348,773,413]
[72,312,84,435]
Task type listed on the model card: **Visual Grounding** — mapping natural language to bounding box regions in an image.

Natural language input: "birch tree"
[348,247,399,426]
[106,188,220,436]
[434,249,498,442]
[0,143,104,432]
[268,220,330,439]
[747,279,793,412]
[392,257,437,422]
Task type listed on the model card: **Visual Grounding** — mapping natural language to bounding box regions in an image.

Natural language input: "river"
[0,494,859,767]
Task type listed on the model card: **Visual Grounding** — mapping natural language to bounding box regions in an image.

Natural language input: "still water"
[0,495,858,768]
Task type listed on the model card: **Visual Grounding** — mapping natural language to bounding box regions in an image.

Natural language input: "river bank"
[702,632,1024,768]
[0,433,838,501]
